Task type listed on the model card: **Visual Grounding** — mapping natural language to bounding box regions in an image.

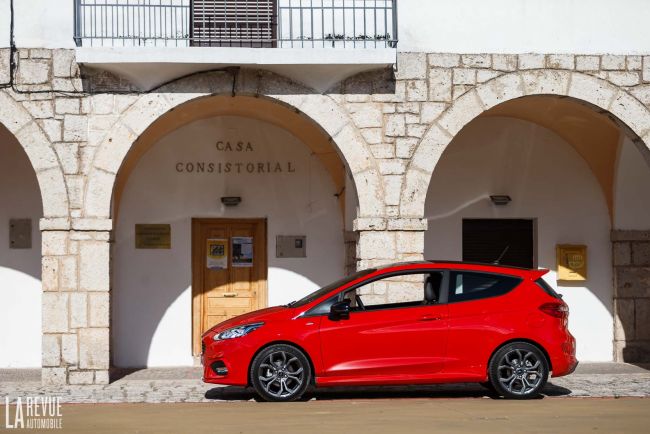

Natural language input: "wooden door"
[192,218,267,355]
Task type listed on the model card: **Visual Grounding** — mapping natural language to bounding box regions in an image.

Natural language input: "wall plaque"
[276,235,306,258]
[135,224,171,249]
[556,244,587,281]
[9,219,31,249]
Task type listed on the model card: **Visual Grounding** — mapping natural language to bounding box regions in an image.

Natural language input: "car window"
[449,271,521,303]
[289,269,375,308]
[344,272,444,312]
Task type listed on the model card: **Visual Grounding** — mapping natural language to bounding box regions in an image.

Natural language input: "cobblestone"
[1,364,649,403]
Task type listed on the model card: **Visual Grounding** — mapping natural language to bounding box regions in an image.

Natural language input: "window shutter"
[191,0,276,47]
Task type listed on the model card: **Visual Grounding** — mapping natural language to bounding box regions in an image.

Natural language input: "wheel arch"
[488,338,553,373]
[247,340,317,386]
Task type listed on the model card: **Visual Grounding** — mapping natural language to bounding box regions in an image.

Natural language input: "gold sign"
[135,224,171,249]
[556,244,587,281]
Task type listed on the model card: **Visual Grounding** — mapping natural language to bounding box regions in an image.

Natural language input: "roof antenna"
[493,245,510,265]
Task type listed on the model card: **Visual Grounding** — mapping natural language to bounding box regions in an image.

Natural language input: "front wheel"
[488,342,549,399]
[250,344,311,402]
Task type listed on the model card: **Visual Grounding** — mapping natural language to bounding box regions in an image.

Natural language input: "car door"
[317,270,449,382]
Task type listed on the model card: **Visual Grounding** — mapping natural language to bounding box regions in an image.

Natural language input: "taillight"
[539,302,569,318]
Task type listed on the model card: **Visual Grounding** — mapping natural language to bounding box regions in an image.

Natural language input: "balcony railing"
[73,0,398,48]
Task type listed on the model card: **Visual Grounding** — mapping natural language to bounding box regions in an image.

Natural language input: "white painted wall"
[2,0,650,54]
[0,126,42,368]
[424,117,613,362]
[614,136,650,230]
[114,116,344,367]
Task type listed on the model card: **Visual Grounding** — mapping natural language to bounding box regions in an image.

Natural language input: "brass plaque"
[556,244,587,281]
[135,224,171,249]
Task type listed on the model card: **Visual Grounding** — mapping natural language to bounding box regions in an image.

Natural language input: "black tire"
[250,344,312,402]
[488,342,549,399]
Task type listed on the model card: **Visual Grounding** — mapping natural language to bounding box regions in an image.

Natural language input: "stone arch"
[0,90,69,218]
[401,70,650,217]
[83,70,384,222]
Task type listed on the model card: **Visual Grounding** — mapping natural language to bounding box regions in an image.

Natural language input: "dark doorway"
[462,219,534,268]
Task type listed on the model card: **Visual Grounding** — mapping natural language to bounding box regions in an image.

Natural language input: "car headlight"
[213,322,264,341]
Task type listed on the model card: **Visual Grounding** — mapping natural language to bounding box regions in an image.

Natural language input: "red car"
[202,261,577,401]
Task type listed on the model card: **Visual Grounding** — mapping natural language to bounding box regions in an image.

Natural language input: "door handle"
[419,315,441,321]
[223,293,238,298]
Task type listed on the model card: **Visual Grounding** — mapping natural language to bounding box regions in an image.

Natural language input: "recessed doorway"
[462,219,535,268]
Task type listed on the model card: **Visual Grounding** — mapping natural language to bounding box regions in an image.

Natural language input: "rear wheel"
[250,344,311,402]
[488,342,549,399]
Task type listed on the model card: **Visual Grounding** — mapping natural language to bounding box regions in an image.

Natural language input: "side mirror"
[329,299,351,321]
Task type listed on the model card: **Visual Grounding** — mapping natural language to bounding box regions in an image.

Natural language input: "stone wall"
[613,230,650,362]
[1,47,650,383]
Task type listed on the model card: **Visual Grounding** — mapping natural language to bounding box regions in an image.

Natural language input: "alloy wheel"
[257,350,306,399]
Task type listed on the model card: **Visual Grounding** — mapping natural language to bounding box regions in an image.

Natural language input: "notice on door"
[207,238,228,270]
[232,237,253,267]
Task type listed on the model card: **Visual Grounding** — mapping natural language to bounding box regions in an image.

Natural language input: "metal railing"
[73,1,398,48]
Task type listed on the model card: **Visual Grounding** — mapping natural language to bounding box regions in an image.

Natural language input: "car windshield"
[286,269,376,308]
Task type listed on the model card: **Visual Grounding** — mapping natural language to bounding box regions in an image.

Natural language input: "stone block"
[42,334,61,367]
[79,328,110,369]
[383,175,403,206]
[358,231,396,260]
[378,159,406,175]
[406,80,428,102]
[546,54,575,70]
[297,96,349,137]
[609,91,650,137]
[42,292,69,333]
[361,128,382,145]
[353,218,387,231]
[476,73,525,109]
[55,98,81,114]
[396,52,427,79]
[613,242,632,266]
[428,68,452,102]
[90,94,116,115]
[420,102,447,124]
[79,241,110,291]
[477,70,500,83]
[602,54,626,70]
[61,334,78,365]
[23,100,54,119]
[627,56,643,71]
[438,90,485,136]
[39,118,62,142]
[611,230,650,242]
[461,54,491,68]
[384,114,406,137]
[568,72,618,111]
[452,85,472,100]
[615,267,650,298]
[89,293,110,327]
[518,53,545,70]
[42,256,59,291]
[0,48,10,83]
[63,114,88,142]
[17,59,50,84]
[406,124,427,138]
[632,242,650,266]
[452,68,476,85]
[522,70,570,96]
[635,299,650,340]
[643,56,650,82]
[386,281,422,303]
[387,219,428,231]
[347,103,383,128]
[396,231,424,254]
[66,175,85,209]
[84,170,116,218]
[42,231,68,256]
[608,71,641,87]
[53,143,79,174]
[614,298,635,341]
[428,53,460,68]
[94,370,110,385]
[576,55,600,71]
[492,54,518,72]
[397,102,420,114]
[630,85,650,105]
[70,293,88,328]
[42,367,67,386]
[53,49,77,78]
[369,143,395,159]
[69,370,94,385]
[396,137,420,158]
[59,256,77,291]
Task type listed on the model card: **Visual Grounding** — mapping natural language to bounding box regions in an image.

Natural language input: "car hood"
[204,306,289,336]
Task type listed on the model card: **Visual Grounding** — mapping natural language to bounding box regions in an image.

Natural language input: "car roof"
[372,260,547,279]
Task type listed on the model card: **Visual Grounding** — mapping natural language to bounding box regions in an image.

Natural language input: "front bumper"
[201,335,257,386]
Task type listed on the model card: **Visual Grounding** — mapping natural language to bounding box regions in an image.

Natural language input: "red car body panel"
[202,262,577,388]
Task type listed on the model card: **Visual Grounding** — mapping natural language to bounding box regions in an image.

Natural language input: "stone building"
[1,0,650,385]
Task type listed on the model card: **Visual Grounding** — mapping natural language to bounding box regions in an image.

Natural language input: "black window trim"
[446,270,523,304]
[302,269,449,317]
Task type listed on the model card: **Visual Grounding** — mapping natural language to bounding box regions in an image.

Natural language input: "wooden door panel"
[192,218,267,355]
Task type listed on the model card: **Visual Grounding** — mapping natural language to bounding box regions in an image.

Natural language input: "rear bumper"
[550,333,578,377]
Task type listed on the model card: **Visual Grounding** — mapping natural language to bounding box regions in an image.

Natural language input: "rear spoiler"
[527,269,550,281]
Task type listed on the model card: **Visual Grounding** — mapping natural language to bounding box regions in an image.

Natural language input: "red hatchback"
[202,261,577,401]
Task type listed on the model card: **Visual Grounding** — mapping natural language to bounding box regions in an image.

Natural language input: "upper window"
[448,271,521,303]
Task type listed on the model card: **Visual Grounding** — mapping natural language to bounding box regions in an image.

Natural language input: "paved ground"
[2,398,650,434]
[1,363,650,403]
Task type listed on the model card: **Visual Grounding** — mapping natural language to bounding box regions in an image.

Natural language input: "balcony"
[73,1,398,90]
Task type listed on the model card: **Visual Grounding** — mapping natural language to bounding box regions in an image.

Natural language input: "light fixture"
[490,195,512,206]
[221,196,242,206]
